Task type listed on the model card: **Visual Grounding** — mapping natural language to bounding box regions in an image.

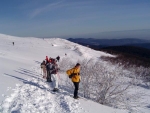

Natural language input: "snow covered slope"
[0,34,127,113]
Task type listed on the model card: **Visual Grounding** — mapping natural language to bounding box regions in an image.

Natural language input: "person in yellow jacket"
[66,63,80,99]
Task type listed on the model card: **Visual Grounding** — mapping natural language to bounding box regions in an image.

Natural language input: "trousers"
[51,74,58,88]
[73,82,79,97]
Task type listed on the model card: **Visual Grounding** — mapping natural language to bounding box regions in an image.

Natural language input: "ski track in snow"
[0,65,85,113]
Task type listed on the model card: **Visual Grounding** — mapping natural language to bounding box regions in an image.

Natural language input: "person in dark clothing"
[50,59,59,92]
[45,56,49,64]
[12,42,14,46]
[46,60,52,82]
[56,56,60,62]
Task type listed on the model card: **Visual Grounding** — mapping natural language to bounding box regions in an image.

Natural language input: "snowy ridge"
[45,38,114,59]
[0,33,130,113]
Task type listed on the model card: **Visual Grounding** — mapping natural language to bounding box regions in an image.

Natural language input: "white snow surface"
[0,33,133,113]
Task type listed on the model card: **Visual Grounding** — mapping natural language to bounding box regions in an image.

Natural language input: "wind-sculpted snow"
[0,75,83,113]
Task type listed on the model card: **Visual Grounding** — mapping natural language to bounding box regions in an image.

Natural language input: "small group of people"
[41,55,81,99]
[41,56,60,92]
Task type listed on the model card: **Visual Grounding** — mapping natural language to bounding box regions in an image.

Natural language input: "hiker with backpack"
[50,59,59,92]
[41,60,47,79]
[66,63,81,99]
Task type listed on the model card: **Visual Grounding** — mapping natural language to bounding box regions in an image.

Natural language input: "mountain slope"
[0,34,128,113]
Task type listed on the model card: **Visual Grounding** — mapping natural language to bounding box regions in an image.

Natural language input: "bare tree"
[59,58,147,112]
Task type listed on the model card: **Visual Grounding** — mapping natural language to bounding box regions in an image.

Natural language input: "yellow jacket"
[66,67,80,82]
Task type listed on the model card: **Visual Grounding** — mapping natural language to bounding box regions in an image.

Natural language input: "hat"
[75,63,80,67]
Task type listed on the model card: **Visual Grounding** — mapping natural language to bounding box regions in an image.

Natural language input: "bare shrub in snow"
[78,60,131,105]
[59,58,146,112]
[101,55,150,88]
[126,66,150,88]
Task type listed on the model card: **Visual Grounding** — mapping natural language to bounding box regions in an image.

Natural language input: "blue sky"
[0,0,150,39]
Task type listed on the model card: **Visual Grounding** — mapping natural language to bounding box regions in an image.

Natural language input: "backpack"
[66,68,75,78]
[69,73,76,78]
[50,63,58,74]
[41,62,44,68]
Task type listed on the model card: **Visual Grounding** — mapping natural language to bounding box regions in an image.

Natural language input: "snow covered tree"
[59,58,147,112]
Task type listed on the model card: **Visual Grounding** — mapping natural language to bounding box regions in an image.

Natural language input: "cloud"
[29,1,64,19]
[29,0,96,19]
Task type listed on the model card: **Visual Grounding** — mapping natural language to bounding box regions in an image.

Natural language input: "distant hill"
[100,46,150,67]
[68,38,150,67]
[127,43,150,49]
[101,46,150,59]
[67,38,150,49]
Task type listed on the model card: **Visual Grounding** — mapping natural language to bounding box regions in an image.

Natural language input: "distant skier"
[12,42,14,46]
[66,63,81,99]
[50,59,59,92]
[56,56,60,62]
[41,60,47,79]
